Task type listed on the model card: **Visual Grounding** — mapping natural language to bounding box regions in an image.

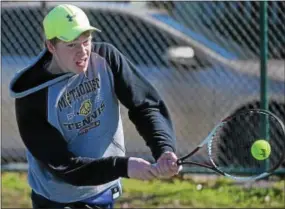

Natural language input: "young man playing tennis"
[9,4,180,209]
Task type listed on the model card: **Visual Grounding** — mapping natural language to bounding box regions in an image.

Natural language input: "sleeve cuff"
[114,156,130,178]
[153,145,175,161]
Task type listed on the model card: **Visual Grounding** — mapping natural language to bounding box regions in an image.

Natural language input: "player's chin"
[74,64,88,73]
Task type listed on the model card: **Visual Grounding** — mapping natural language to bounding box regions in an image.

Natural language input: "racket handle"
[152,162,183,172]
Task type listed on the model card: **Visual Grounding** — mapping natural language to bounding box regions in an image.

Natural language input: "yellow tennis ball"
[251,139,271,160]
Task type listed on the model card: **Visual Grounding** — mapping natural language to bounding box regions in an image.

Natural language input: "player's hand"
[155,151,181,178]
[127,157,159,181]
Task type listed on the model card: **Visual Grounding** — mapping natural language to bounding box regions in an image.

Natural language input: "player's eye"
[83,39,90,46]
[67,43,76,48]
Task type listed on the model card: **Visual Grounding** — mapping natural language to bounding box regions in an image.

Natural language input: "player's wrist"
[154,146,176,161]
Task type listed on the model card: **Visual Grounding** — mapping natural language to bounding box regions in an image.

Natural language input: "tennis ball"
[251,139,271,160]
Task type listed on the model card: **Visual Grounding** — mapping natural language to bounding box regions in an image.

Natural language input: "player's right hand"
[127,157,159,181]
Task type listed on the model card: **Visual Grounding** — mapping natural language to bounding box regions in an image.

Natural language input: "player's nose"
[77,44,88,56]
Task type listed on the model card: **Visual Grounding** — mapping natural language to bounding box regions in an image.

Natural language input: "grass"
[1,172,285,208]
[2,172,32,208]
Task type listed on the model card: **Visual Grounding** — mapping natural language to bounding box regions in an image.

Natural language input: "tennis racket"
[157,109,285,181]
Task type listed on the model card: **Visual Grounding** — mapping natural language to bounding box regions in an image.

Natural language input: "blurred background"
[1,1,285,208]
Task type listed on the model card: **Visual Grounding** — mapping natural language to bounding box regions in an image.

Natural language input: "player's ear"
[46,40,56,54]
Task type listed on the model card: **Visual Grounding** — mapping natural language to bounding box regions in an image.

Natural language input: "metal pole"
[260,1,269,136]
[260,1,270,171]
[41,1,48,49]
[260,0,268,112]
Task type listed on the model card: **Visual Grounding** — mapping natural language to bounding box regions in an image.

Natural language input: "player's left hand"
[154,151,181,178]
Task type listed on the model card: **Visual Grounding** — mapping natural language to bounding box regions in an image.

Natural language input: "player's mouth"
[76,58,88,67]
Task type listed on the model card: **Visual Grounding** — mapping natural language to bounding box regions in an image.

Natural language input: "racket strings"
[208,111,285,178]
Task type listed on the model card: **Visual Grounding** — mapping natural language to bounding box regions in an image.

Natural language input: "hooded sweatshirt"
[9,42,176,203]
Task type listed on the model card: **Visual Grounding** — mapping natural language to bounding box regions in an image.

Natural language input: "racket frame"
[175,109,285,181]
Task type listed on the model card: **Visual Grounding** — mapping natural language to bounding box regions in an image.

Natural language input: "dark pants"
[31,190,114,209]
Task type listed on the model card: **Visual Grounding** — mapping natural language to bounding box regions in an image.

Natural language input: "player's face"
[53,33,92,74]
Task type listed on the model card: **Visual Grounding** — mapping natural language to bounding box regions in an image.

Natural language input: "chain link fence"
[2,1,284,173]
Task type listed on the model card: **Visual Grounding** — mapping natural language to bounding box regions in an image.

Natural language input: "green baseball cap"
[43,4,101,42]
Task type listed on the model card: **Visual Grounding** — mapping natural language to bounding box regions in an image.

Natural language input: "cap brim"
[57,26,101,42]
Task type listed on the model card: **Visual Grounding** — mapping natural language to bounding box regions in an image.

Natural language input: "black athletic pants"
[31,190,114,209]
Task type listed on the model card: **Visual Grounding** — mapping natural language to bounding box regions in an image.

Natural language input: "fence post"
[260,1,268,112]
[41,1,48,49]
[260,1,269,134]
[260,1,270,172]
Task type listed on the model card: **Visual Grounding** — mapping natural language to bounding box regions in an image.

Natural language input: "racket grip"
[152,162,183,172]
